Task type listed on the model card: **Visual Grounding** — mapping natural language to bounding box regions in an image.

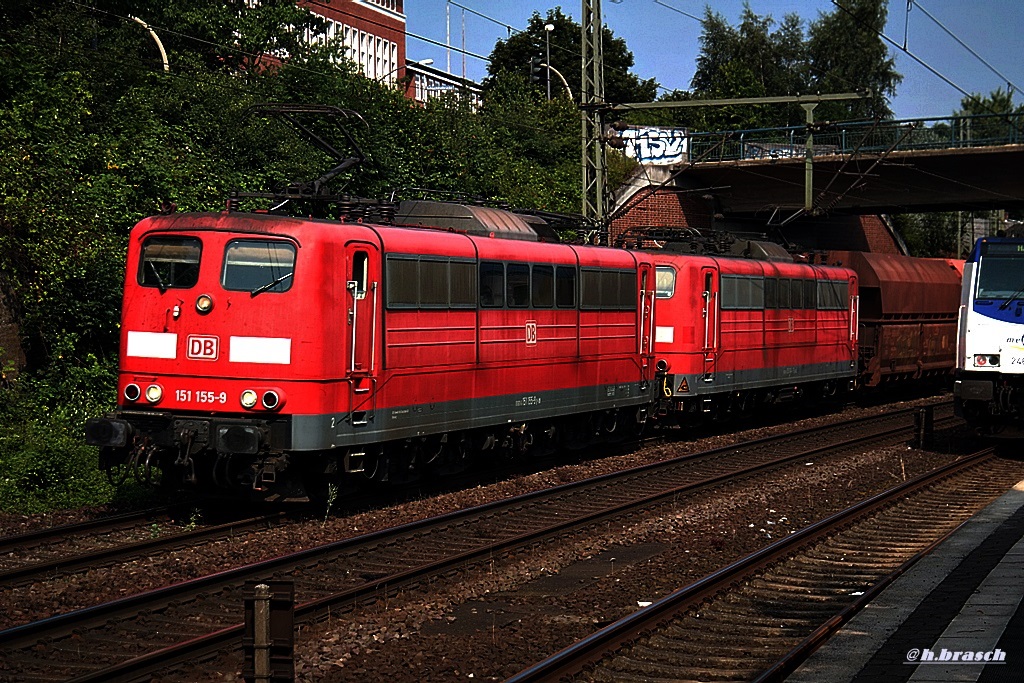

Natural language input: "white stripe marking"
[230,336,292,364]
[126,331,178,359]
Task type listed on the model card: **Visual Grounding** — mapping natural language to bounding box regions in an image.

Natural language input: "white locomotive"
[954,237,1024,435]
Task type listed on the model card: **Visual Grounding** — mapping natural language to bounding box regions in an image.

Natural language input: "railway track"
[506,447,1001,682]
[0,403,956,682]
[0,508,290,590]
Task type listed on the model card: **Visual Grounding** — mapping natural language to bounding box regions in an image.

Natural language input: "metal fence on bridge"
[687,112,1024,163]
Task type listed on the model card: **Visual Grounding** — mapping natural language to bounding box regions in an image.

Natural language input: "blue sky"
[404,0,1023,120]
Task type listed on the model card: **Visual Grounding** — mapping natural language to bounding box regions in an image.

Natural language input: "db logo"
[187,335,219,360]
[525,321,537,346]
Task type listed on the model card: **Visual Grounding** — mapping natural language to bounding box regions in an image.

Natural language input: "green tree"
[484,7,658,105]
[684,6,807,130]
[806,0,901,121]
[668,0,901,132]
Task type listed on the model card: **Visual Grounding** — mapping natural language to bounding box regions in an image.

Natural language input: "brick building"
[300,0,407,85]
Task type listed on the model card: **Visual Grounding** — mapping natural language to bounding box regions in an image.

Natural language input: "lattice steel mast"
[581,0,606,234]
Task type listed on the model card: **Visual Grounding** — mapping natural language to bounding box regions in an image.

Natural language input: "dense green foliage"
[0,0,581,513]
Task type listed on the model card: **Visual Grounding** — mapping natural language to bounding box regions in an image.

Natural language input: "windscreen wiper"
[147,261,168,294]
[998,284,1024,310]
[250,272,293,297]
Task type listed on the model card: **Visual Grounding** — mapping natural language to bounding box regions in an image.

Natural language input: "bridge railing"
[686,112,1024,163]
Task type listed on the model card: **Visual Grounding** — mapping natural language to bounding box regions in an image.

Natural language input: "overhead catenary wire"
[909,0,1020,96]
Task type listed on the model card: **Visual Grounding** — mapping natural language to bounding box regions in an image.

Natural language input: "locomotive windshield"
[222,240,296,295]
[976,254,1023,300]
[139,237,201,291]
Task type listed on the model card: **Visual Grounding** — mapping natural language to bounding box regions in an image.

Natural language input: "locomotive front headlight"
[145,384,164,403]
[124,383,142,402]
[240,389,259,409]
[195,294,214,314]
[974,354,1000,367]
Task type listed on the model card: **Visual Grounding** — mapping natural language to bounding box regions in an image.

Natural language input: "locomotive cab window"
[139,236,201,290]
[222,240,296,294]
[655,266,676,298]
[976,253,1024,300]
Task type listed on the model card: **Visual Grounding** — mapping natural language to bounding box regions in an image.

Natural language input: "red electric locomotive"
[85,202,660,501]
[651,249,859,420]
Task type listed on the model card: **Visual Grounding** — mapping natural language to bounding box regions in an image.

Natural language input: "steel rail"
[506,447,994,682]
[0,511,289,586]
[0,507,171,553]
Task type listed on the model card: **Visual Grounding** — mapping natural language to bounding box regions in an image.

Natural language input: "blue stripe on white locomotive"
[954,237,1024,435]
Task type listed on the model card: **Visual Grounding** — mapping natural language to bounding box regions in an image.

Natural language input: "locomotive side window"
[817,279,849,309]
[480,261,505,308]
[419,258,449,307]
[386,257,419,307]
[720,275,764,310]
[803,279,817,309]
[532,265,554,308]
[556,266,576,308]
[777,278,792,309]
[139,237,201,290]
[352,251,369,296]
[222,240,295,294]
[764,277,778,308]
[790,278,806,309]
[450,261,476,307]
[655,266,675,298]
[581,268,636,310]
[507,263,530,308]
[385,256,477,309]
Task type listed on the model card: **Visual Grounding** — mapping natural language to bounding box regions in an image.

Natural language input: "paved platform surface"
[788,479,1024,683]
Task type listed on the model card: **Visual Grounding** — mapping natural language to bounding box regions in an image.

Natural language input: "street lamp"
[377,57,433,86]
[544,23,554,101]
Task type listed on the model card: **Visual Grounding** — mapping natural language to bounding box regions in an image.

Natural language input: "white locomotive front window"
[976,256,1023,300]
[222,240,296,295]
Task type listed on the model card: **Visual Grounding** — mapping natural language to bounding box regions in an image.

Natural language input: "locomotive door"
[700,266,720,380]
[639,263,655,365]
[346,243,380,421]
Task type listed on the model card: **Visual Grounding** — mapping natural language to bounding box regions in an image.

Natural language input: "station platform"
[787,479,1024,683]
